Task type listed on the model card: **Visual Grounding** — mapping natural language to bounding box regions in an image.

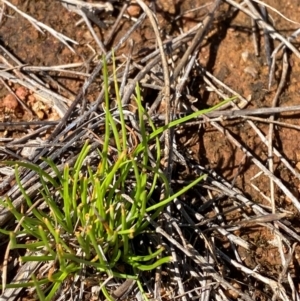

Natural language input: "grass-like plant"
[0,57,231,300]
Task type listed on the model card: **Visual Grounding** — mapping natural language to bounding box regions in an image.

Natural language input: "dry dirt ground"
[1,0,300,300]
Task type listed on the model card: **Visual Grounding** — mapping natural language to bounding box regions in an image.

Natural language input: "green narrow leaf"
[72,141,91,213]
[5,161,59,188]
[149,97,236,141]
[147,174,207,212]
[63,164,72,231]
[128,256,172,271]
[101,55,111,176]
[112,50,127,151]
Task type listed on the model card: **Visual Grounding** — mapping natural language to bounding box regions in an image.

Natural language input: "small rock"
[3,94,18,111]
[127,2,141,17]
[15,87,28,100]
[157,0,175,14]
[21,140,39,158]
[294,150,300,163]
[241,51,249,62]
[225,281,241,299]
[244,66,258,78]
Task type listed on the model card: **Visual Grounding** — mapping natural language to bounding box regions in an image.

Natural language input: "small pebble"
[21,140,38,158]
[3,94,18,111]
[241,50,249,62]
[15,87,28,100]
[127,2,141,17]
[244,66,258,78]
[226,281,241,299]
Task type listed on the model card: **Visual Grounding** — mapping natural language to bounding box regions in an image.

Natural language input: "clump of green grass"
[0,56,230,300]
